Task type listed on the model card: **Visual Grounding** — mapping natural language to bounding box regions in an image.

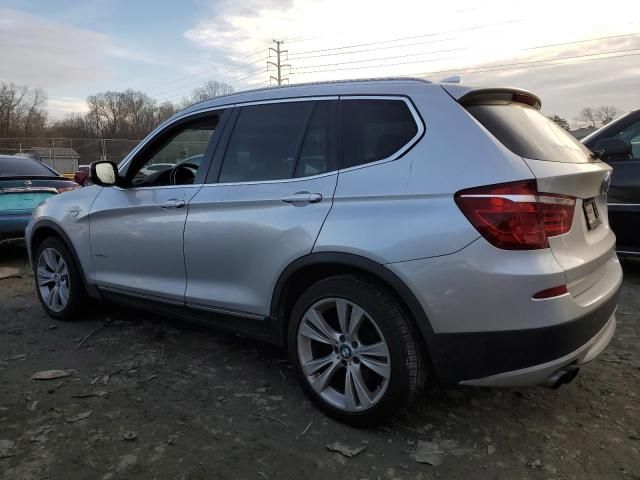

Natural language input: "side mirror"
[593,138,632,161]
[90,161,119,187]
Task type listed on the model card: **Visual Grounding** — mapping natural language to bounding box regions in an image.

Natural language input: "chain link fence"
[0,138,142,173]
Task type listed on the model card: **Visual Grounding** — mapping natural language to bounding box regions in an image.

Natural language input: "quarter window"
[219,102,315,183]
[341,99,418,168]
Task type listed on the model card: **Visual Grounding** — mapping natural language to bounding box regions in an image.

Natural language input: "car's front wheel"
[34,237,87,320]
[288,275,425,426]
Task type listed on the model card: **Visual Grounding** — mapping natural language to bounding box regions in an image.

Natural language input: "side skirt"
[98,287,279,344]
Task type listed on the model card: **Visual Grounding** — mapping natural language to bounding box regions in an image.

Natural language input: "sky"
[0,0,638,125]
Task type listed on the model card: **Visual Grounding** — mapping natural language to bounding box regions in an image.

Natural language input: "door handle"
[159,199,186,209]
[281,192,323,204]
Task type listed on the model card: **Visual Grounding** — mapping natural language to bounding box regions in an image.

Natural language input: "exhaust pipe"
[542,365,580,389]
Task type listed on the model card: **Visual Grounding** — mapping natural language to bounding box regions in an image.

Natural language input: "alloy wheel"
[37,247,70,313]
[297,297,391,412]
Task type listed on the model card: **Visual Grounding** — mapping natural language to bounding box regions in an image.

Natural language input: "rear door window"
[294,101,337,178]
[467,102,594,163]
[341,99,419,168]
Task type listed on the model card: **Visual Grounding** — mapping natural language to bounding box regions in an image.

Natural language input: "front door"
[90,111,224,301]
[184,99,338,317]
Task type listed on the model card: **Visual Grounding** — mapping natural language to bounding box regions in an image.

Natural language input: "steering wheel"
[169,162,199,185]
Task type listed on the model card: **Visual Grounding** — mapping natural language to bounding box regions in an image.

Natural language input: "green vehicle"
[0,155,78,245]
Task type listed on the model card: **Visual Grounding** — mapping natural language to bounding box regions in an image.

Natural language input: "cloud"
[460,36,640,122]
[182,0,640,118]
[47,97,90,120]
[0,7,112,88]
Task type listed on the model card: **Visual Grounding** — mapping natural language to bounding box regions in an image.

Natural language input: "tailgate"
[523,158,615,291]
[457,88,617,294]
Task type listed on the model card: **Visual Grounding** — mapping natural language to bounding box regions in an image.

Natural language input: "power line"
[141,47,268,93]
[287,18,522,58]
[288,45,640,77]
[149,58,266,100]
[290,46,466,71]
[155,68,268,103]
[288,31,640,63]
[413,49,640,77]
[148,56,267,98]
[522,32,640,51]
[283,35,324,44]
[288,36,461,61]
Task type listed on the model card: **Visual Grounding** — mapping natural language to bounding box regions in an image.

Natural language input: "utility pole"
[268,39,290,86]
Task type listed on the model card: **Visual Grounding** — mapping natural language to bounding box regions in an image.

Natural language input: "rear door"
[462,95,615,291]
[183,99,338,317]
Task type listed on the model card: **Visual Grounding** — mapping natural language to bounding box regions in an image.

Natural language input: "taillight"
[455,180,575,250]
[56,184,80,194]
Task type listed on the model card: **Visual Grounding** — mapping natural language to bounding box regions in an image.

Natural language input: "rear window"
[467,102,594,163]
[0,157,57,177]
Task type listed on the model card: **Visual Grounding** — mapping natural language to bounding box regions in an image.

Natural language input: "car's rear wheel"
[34,237,87,320]
[288,274,424,426]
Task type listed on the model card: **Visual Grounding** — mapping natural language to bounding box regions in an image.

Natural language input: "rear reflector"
[455,180,576,250]
[533,285,569,299]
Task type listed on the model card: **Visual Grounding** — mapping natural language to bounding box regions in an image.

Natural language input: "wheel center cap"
[339,345,353,360]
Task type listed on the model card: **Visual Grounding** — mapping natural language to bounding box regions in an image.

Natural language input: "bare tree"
[0,82,48,154]
[188,80,234,104]
[594,106,620,127]
[575,105,621,128]
[575,107,598,128]
[23,88,48,136]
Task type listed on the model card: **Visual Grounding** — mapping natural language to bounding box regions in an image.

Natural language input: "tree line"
[0,80,234,152]
[0,78,623,150]
[548,106,621,132]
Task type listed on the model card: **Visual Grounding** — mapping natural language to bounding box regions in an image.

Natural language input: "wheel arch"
[29,220,99,298]
[269,252,434,348]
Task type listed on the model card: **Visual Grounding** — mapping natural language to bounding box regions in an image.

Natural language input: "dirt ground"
[1,244,639,480]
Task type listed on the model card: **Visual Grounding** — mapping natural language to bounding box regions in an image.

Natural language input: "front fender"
[28,185,103,297]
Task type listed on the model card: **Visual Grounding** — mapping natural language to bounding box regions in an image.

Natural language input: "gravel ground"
[1,244,639,480]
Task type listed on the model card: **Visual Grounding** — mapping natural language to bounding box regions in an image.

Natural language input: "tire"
[287,274,424,426]
[34,236,88,321]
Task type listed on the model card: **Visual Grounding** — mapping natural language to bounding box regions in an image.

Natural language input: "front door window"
[126,114,220,187]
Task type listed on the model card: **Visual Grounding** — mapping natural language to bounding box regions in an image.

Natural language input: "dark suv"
[583,109,640,256]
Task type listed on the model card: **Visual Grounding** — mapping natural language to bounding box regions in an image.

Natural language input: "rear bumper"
[460,312,616,387]
[426,287,619,384]
[387,235,622,385]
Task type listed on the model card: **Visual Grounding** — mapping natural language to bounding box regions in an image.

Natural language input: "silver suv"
[26,78,622,425]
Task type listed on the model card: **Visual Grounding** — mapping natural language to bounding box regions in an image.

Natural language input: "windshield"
[467,102,595,163]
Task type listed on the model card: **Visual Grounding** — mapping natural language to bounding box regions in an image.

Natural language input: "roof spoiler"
[442,85,542,110]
